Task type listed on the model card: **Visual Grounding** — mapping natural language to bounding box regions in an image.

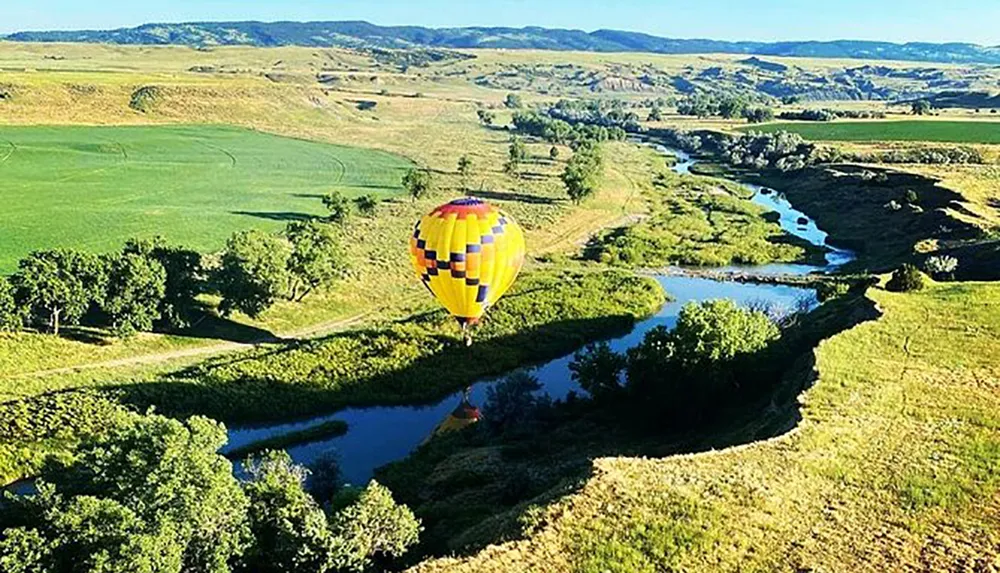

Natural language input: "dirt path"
[20,311,377,380]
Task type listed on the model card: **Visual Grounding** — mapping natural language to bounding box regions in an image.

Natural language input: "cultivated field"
[745,119,1000,143]
[0,124,412,271]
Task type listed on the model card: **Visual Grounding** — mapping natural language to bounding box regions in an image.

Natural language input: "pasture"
[0,124,412,271]
[743,119,1000,144]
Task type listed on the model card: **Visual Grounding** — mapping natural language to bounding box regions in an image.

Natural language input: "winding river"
[224,142,856,485]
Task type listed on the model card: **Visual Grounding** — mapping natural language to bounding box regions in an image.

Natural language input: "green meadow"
[0,124,413,272]
[743,120,1000,143]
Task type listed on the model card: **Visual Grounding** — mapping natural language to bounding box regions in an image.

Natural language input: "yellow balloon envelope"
[409,197,526,333]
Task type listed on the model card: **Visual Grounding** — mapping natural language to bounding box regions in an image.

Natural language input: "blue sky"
[1,0,998,45]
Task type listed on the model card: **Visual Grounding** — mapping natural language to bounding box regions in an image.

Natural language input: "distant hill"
[5,21,1000,65]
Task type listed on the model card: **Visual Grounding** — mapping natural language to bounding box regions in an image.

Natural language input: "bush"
[886,264,926,292]
[924,255,958,280]
[128,85,162,113]
[353,194,379,217]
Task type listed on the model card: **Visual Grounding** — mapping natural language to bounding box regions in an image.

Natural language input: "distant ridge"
[5,20,1000,65]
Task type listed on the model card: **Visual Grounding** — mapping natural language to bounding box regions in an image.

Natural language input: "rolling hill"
[5,20,1000,65]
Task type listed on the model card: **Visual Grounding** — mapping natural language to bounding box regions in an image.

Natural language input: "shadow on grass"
[104,314,640,426]
[231,210,316,222]
[375,292,883,562]
[473,190,559,205]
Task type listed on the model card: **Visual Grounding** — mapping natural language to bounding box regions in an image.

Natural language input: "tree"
[353,194,379,217]
[718,96,747,119]
[504,93,523,109]
[401,168,433,202]
[569,341,627,400]
[912,100,932,115]
[12,249,104,335]
[561,144,603,204]
[101,251,167,338]
[647,106,663,122]
[886,264,926,292]
[549,146,560,161]
[124,238,204,330]
[457,155,472,191]
[0,277,24,333]
[322,191,352,225]
[743,107,775,124]
[626,300,779,411]
[0,412,251,572]
[215,230,291,318]
[285,220,346,301]
[476,109,495,126]
[242,450,338,573]
[328,481,421,572]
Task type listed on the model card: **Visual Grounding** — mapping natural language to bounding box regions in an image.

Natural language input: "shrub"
[128,85,162,113]
[322,191,352,225]
[886,264,926,292]
[924,255,958,280]
[353,194,379,217]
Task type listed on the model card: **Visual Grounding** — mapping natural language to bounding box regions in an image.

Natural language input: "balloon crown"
[448,197,485,206]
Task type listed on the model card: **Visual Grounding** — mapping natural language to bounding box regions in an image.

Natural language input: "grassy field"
[744,120,1000,143]
[0,124,412,272]
[412,280,1000,572]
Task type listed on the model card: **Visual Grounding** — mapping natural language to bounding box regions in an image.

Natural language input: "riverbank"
[0,267,664,485]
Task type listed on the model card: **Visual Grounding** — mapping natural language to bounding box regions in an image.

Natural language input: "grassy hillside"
[411,281,1000,572]
[0,124,412,272]
[7,21,1000,65]
[745,120,1000,143]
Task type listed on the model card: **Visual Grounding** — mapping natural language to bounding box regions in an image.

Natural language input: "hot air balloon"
[409,197,526,344]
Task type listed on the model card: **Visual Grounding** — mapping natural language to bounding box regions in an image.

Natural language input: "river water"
[224,143,855,486]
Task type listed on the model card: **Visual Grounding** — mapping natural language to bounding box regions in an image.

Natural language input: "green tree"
[12,249,104,335]
[718,96,747,119]
[569,341,627,400]
[0,277,24,332]
[886,264,926,292]
[401,168,433,202]
[216,230,292,318]
[743,106,775,124]
[549,146,560,161]
[353,194,379,217]
[284,220,346,301]
[457,155,473,191]
[322,191,352,226]
[329,481,421,572]
[912,100,932,115]
[0,413,251,573]
[626,300,779,411]
[123,238,204,329]
[242,450,338,573]
[504,93,523,109]
[664,300,779,368]
[647,106,663,121]
[101,251,167,338]
[561,145,603,204]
